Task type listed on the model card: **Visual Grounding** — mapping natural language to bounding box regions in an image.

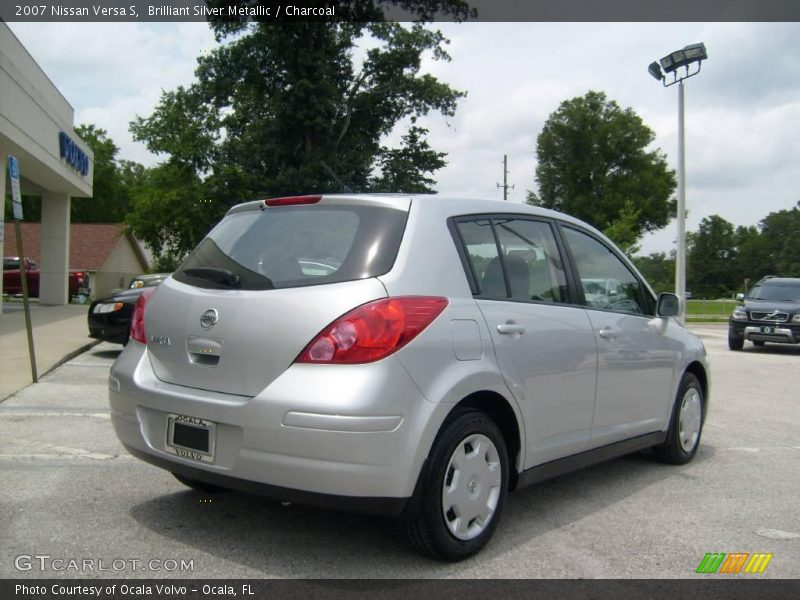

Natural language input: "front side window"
[456,216,568,303]
[562,227,650,315]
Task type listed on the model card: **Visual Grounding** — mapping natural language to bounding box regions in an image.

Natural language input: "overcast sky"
[8,21,800,254]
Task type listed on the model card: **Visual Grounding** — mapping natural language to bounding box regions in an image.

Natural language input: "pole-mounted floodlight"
[652,42,707,87]
[648,61,664,82]
[648,42,707,323]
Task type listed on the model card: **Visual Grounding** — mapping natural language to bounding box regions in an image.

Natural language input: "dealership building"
[1,22,94,309]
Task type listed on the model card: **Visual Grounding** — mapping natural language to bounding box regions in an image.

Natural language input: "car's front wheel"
[653,372,705,465]
[404,409,509,561]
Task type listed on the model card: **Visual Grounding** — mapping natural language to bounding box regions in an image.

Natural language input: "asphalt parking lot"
[1,325,798,579]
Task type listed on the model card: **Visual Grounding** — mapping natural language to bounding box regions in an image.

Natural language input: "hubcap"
[441,433,502,541]
[678,387,702,453]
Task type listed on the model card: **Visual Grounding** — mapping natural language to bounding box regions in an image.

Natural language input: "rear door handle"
[497,322,526,335]
[598,327,617,340]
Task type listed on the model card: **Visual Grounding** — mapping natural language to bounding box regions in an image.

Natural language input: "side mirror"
[736,293,745,301]
[657,293,680,318]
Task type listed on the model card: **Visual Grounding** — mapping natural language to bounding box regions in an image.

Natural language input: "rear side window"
[456,216,568,303]
[174,204,407,290]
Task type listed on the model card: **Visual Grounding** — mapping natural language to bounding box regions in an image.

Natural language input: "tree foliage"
[686,215,739,297]
[758,202,800,276]
[528,91,676,249]
[633,252,675,295]
[681,203,800,298]
[128,10,467,258]
[70,124,145,223]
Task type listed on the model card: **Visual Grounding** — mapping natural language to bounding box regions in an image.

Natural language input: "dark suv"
[729,277,800,350]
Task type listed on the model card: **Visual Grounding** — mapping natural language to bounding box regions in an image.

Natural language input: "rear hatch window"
[174,202,408,291]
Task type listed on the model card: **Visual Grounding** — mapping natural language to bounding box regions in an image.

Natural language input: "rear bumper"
[88,312,131,344]
[124,444,414,516]
[109,342,449,508]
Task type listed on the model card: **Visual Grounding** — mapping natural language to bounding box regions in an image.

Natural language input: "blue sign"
[9,155,19,179]
[59,131,89,176]
[8,155,23,221]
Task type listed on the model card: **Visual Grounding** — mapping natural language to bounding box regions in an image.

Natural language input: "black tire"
[752,341,765,347]
[172,473,228,494]
[403,409,509,561]
[728,334,744,351]
[653,372,705,465]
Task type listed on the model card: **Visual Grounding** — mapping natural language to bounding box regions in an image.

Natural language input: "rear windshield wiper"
[182,267,245,288]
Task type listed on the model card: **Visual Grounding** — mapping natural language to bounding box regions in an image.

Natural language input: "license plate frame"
[166,414,217,464]
[761,326,774,334]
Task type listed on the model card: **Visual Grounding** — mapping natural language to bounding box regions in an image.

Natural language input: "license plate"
[762,326,774,334]
[166,414,216,464]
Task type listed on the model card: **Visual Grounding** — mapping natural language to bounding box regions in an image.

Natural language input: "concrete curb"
[0,339,101,403]
[40,339,102,378]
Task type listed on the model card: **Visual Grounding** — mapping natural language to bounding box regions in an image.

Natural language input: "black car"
[88,274,170,345]
[729,276,800,350]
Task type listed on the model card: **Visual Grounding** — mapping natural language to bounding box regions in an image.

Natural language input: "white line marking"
[755,528,800,540]
[0,454,134,461]
[0,411,110,420]
[8,439,118,460]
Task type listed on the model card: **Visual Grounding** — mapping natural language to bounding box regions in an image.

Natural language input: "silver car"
[109,194,709,560]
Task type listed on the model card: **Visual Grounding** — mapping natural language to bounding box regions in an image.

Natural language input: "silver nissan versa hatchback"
[109,194,709,560]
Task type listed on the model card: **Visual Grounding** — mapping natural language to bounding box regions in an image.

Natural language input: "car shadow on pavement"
[744,345,800,356]
[128,447,713,577]
[90,348,122,360]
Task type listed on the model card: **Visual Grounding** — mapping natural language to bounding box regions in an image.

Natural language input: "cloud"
[8,22,216,167]
[7,21,800,255]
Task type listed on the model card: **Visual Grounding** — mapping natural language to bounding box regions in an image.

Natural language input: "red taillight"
[296,296,448,364]
[264,195,322,207]
[130,287,155,344]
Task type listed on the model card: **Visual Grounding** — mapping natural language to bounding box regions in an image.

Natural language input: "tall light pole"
[648,43,707,323]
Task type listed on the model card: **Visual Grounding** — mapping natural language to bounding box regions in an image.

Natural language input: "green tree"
[686,215,739,298]
[633,251,675,295]
[734,224,769,289]
[125,163,211,258]
[370,124,446,192]
[129,10,468,258]
[528,90,676,249]
[758,201,800,277]
[70,124,144,223]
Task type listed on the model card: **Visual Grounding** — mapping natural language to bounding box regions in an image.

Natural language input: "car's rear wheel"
[172,473,228,494]
[653,372,704,465]
[728,334,744,351]
[404,409,508,561]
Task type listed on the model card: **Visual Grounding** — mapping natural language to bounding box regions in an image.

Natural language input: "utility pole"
[497,154,514,200]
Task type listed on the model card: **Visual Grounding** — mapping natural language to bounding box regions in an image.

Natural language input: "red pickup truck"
[3,257,89,298]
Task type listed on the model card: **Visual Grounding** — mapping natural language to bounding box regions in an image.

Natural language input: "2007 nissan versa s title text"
[109,194,709,561]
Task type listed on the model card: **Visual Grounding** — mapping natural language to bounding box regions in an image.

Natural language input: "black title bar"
[2,0,800,22]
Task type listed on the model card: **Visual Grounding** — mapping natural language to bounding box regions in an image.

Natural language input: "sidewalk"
[0,301,98,401]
